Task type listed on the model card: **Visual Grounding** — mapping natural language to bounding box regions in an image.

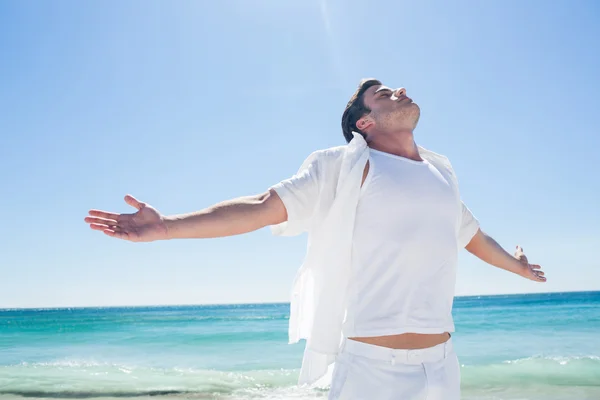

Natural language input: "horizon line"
[1,289,598,311]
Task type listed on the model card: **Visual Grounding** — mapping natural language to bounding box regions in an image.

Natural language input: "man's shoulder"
[304,145,346,167]
[418,145,452,168]
[313,145,346,160]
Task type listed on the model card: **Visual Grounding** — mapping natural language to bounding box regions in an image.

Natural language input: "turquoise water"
[1,291,599,399]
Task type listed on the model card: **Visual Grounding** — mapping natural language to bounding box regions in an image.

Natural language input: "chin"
[408,103,420,121]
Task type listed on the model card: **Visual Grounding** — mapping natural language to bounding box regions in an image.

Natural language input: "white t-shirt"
[269,133,480,385]
[343,149,462,338]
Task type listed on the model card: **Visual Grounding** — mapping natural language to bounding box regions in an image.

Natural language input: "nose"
[394,87,407,98]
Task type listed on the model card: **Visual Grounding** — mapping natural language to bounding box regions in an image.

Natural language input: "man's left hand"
[514,245,546,282]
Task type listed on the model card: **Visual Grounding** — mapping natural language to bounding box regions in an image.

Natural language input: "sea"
[1,291,599,400]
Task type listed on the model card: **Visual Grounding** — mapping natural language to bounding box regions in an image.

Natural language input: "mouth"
[398,96,413,103]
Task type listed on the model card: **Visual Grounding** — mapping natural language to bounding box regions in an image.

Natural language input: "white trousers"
[328,337,460,400]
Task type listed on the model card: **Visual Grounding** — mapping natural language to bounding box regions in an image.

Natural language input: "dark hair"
[341,78,382,143]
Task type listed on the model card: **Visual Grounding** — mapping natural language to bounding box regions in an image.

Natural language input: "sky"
[0,0,599,309]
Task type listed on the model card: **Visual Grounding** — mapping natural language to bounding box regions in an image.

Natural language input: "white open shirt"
[270,132,479,386]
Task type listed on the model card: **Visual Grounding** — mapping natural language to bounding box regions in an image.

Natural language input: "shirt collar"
[350,131,451,171]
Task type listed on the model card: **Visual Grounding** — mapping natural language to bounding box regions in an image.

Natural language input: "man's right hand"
[85,195,168,242]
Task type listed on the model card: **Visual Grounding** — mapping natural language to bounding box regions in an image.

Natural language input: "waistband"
[340,337,454,365]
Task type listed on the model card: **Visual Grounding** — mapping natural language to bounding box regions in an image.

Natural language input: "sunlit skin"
[357,85,422,161]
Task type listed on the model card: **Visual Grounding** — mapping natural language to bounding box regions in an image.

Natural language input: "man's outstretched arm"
[465,229,546,282]
[84,190,287,242]
[166,189,287,239]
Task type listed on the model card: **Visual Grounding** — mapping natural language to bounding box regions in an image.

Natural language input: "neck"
[366,129,422,162]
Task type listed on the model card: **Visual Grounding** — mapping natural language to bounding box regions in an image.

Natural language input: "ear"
[356,115,375,132]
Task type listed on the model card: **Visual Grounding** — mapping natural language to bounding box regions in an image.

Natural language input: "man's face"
[360,84,420,133]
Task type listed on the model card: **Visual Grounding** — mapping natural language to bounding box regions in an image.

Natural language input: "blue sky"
[1,1,598,308]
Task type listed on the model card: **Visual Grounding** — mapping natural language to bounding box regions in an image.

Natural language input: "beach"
[1,291,599,399]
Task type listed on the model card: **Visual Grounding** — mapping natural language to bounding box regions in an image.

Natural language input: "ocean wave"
[1,356,599,399]
[461,355,600,387]
[0,362,304,399]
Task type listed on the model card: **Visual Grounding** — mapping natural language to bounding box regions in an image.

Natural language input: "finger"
[103,229,130,240]
[535,271,545,276]
[125,195,145,211]
[90,223,116,231]
[89,210,121,220]
[530,264,542,270]
[85,216,119,226]
[514,246,524,257]
[532,270,546,280]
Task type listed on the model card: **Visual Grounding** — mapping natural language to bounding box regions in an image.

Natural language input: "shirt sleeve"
[457,201,480,248]
[269,152,321,237]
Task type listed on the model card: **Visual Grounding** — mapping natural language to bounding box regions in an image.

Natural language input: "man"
[85,78,546,399]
